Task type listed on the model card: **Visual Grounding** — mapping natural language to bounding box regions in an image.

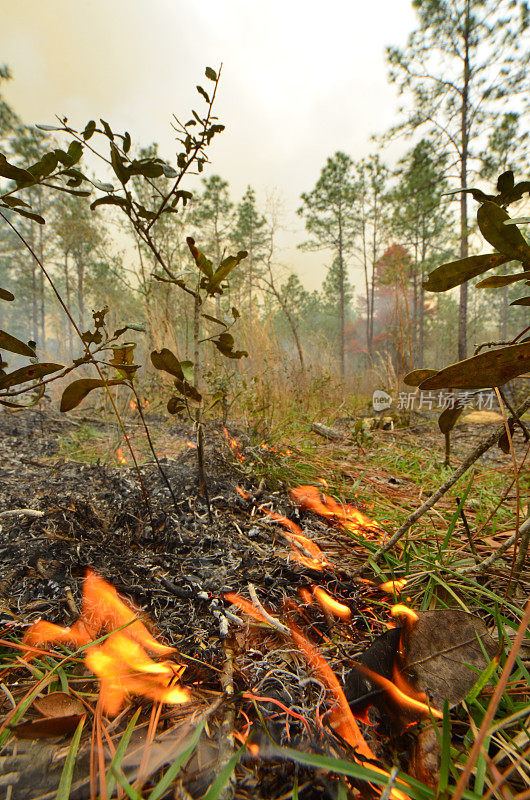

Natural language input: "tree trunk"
[338,211,345,377]
[458,1,471,360]
[64,251,73,357]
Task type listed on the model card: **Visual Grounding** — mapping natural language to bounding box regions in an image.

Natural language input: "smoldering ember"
[0,3,529,799]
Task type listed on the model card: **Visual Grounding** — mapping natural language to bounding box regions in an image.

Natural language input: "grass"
[2,406,528,799]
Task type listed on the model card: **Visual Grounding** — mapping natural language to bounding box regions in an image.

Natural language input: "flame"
[185,441,197,449]
[116,448,127,464]
[263,509,331,571]
[236,486,250,500]
[224,592,275,626]
[312,586,351,620]
[379,579,407,595]
[223,426,246,462]
[259,442,292,456]
[289,485,379,536]
[353,661,441,723]
[24,570,189,715]
[129,399,137,411]
[290,624,409,799]
[390,605,418,624]
[298,587,313,605]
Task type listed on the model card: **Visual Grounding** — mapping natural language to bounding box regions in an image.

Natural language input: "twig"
[499,387,530,440]
[451,600,530,800]
[248,584,289,634]
[455,496,480,563]
[362,396,530,569]
[455,521,529,574]
[215,642,236,800]
[0,509,45,519]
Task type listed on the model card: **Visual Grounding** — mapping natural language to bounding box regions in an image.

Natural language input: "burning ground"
[0,409,528,799]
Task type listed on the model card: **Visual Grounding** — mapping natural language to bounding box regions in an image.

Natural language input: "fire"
[185,441,197,449]
[116,447,127,464]
[263,509,332,571]
[390,605,418,624]
[289,485,379,536]
[260,442,292,456]
[24,570,190,715]
[290,623,409,799]
[223,426,245,462]
[379,579,407,595]
[129,399,137,411]
[353,661,441,723]
[312,586,351,620]
[235,486,251,500]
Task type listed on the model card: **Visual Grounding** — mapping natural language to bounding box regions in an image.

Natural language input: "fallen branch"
[363,396,530,569]
[311,422,348,442]
[456,517,530,575]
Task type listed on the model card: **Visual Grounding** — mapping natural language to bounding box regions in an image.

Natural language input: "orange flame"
[116,448,127,464]
[223,426,245,462]
[289,485,379,536]
[290,623,409,799]
[129,399,137,411]
[24,570,190,715]
[224,592,275,626]
[353,660,441,723]
[235,486,250,500]
[263,509,331,571]
[312,586,351,620]
[379,579,407,595]
[390,605,418,624]
[185,441,197,449]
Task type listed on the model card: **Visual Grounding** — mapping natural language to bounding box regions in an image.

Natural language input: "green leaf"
[209,250,248,291]
[147,720,206,800]
[505,216,530,225]
[213,332,248,360]
[0,154,35,184]
[106,708,141,798]
[174,378,202,404]
[82,120,96,140]
[110,144,130,185]
[196,85,210,103]
[161,163,178,178]
[205,66,217,81]
[8,206,46,224]
[1,196,30,208]
[27,151,59,179]
[90,195,130,211]
[477,201,530,262]
[186,237,214,277]
[60,378,124,412]
[403,368,439,386]
[180,360,194,382]
[0,330,38,357]
[201,744,244,800]
[66,140,83,165]
[0,287,14,301]
[100,119,114,140]
[438,405,465,434]
[511,296,530,305]
[423,253,511,292]
[150,348,184,379]
[419,342,530,390]
[496,170,514,195]
[0,362,64,390]
[167,396,187,415]
[128,160,164,178]
[202,313,227,327]
[477,270,530,288]
[56,716,86,800]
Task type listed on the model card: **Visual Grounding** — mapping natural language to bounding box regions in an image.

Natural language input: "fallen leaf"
[33,692,86,718]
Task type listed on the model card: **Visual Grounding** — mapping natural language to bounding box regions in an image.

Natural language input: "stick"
[363,396,530,568]
[0,509,45,519]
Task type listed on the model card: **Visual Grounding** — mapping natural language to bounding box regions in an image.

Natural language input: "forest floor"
[0,406,528,800]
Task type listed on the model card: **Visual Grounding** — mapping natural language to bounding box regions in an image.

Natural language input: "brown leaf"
[11,714,85,739]
[400,610,498,709]
[60,378,123,412]
[33,692,85,718]
[419,343,530,390]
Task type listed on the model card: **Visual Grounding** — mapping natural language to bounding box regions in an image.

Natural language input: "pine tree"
[298,152,357,376]
[387,0,529,359]
[231,186,267,318]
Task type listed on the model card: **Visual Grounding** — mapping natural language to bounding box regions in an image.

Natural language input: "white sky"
[1,0,417,291]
